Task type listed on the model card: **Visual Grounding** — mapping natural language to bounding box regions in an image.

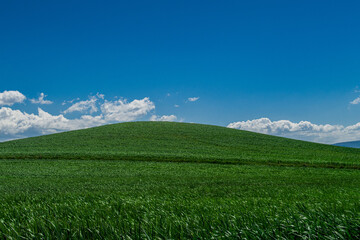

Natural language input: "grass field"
[1,122,360,168]
[0,122,359,239]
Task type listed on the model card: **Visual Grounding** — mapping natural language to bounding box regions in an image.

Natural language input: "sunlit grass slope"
[1,122,360,239]
[1,160,359,239]
[1,121,360,168]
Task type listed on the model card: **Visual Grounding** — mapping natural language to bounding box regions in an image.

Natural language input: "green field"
[0,122,359,239]
[1,122,360,168]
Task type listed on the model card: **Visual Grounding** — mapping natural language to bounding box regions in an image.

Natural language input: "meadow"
[1,122,360,168]
[0,122,359,239]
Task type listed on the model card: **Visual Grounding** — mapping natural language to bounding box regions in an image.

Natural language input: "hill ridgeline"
[0,122,359,168]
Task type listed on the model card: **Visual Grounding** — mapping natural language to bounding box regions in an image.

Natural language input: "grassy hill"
[1,121,360,168]
[1,122,360,239]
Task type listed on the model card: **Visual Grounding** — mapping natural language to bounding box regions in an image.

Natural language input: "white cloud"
[0,91,26,106]
[30,93,53,105]
[62,97,80,106]
[63,96,98,114]
[96,93,105,99]
[0,96,155,142]
[0,107,103,138]
[188,97,199,102]
[150,115,178,122]
[101,97,155,122]
[174,104,180,108]
[350,97,360,105]
[227,118,360,144]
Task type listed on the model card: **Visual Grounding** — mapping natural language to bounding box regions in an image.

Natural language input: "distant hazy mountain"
[334,141,360,148]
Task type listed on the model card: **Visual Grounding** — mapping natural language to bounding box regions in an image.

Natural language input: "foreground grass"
[1,122,360,168]
[0,160,359,239]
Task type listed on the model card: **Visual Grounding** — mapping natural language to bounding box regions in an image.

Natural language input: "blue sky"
[1,0,360,143]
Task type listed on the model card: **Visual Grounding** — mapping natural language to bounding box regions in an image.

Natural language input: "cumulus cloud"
[101,98,155,122]
[227,118,360,144]
[0,96,155,142]
[150,115,178,122]
[0,91,26,106]
[63,96,98,114]
[30,93,53,105]
[188,97,199,102]
[0,107,103,138]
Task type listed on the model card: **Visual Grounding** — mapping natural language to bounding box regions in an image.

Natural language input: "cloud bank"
[0,91,26,106]
[0,93,155,142]
[228,118,360,144]
[3,90,360,145]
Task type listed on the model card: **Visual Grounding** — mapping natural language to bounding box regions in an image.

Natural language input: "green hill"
[1,121,359,168]
[1,122,360,239]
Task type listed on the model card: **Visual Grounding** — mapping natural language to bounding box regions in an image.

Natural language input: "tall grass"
[0,160,359,239]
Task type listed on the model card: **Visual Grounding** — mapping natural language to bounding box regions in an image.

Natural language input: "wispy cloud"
[63,96,98,114]
[30,93,53,105]
[62,97,80,106]
[0,90,26,106]
[96,93,105,99]
[187,97,199,102]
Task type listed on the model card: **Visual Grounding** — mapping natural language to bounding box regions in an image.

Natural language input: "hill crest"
[0,121,359,169]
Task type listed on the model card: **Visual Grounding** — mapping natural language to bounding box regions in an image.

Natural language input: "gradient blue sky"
[1,0,360,143]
